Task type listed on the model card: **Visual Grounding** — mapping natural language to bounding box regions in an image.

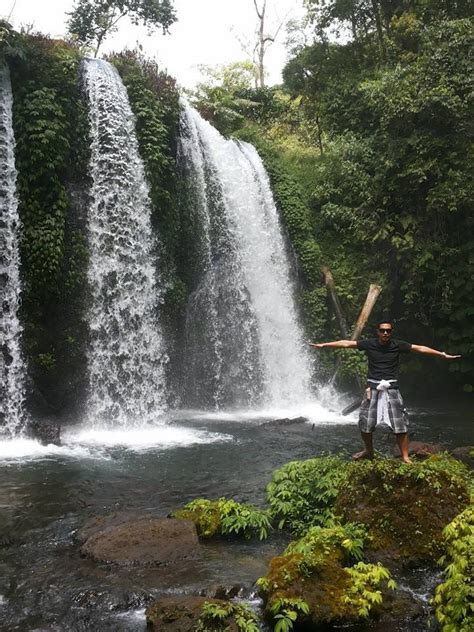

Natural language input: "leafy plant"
[344,562,397,618]
[266,455,349,534]
[433,505,474,632]
[173,497,272,540]
[268,597,310,632]
[196,601,260,632]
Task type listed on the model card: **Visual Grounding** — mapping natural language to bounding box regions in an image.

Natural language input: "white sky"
[3,0,306,88]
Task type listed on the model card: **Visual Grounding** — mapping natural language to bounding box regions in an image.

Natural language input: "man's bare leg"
[352,432,374,460]
[396,432,412,464]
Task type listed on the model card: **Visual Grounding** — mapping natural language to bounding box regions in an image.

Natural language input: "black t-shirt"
[356,338,412,381]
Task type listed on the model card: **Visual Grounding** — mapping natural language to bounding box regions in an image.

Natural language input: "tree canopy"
[67,0,177,56]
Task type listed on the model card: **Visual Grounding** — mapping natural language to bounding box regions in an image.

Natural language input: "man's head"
[376,319,393,345]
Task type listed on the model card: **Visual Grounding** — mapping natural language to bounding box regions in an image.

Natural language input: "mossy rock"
[146,597,259,631]
[258,524,396,627]
[334,455,471,565]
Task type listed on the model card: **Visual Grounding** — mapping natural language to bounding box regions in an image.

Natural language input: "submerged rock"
[79,514,200,566]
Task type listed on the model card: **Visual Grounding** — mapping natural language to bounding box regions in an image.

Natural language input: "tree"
[191,61,260,135]
[252,0,290,88]
[67,0,177,56]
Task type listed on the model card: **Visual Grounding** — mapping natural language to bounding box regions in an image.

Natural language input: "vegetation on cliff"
[3,27,90,412]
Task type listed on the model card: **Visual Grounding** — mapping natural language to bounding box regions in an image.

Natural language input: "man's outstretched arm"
[411,344,461,360]
[307,340,358,349]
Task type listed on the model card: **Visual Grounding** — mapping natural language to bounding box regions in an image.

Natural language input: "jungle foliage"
[3,27,90,410]
[192,5,474,392]
[434,505,474,632]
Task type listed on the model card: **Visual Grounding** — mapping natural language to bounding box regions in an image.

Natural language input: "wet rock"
[392,441,441,459]
[145,596,248,631]
[146,596,207,631]
[79,514,200,566]
[29,418,61,445]
[262,416,308,427]
[199,584,243,599]
[450,446,474,469]
[374,584,429,624]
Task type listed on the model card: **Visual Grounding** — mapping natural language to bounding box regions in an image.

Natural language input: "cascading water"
[82,59,168,426]
[178,105,263,409]
[179,105,314,409]
[0,65,29,436]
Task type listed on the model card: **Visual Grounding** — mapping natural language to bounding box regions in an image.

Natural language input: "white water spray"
[82,60,168,426]
[0,65,29,436]
[179,105,314,408]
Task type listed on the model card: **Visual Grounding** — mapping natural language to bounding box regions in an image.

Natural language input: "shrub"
[266,455,349,535]
[196,601,260,632]
[433,505,474,632]
[173,497,272,540]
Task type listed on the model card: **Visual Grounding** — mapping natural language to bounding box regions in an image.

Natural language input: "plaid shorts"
[359,388,409,434]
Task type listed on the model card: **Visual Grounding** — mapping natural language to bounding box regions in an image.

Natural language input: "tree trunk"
[350,284,382,340]
[257,0,266,87]
[322,267,348,338]
[328,281,382,387]
[371,0,387,61]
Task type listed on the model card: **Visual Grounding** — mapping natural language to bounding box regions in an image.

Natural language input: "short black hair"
[375,318,394,328]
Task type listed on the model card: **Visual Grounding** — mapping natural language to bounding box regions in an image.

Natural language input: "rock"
[79,514,200,566]
[392,441,441,459]
[262,416,308,427]
[146,596,248,632]
[334,456,470,566]
[146,596,207,631]
[28,418,61,445]
[450,446,474,469]
[199,584,243,599]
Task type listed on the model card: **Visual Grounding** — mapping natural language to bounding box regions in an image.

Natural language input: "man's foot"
[352,450,374,461]
[401,455,412,464]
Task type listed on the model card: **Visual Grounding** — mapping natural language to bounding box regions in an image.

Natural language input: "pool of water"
[0,398,472,631]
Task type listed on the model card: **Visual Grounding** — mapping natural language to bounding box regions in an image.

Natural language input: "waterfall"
[82,59,168,426]
[0,65,29,436]
[179,105,314,409]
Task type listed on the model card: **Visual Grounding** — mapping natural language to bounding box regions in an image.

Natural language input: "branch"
[253,0,264,20]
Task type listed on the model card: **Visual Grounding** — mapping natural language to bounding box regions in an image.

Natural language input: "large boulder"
[334,455,471,566]
[79,514,200,566]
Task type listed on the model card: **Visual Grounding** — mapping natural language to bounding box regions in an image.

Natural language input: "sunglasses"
[378,328,393,334]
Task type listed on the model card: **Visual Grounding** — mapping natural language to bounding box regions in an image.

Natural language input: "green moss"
[258,524,395,627]
[335,455,472,561]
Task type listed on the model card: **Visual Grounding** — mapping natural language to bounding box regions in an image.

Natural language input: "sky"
[3,0,306,88]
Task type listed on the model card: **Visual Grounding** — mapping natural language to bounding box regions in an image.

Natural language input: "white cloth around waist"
[367,379,398,424]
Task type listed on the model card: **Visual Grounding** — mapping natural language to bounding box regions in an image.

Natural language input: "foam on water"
[0,425,233,463]
[0,438,104,462]
[66,425,233,450]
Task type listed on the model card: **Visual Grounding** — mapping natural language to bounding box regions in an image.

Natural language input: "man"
[308,321,461,463]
